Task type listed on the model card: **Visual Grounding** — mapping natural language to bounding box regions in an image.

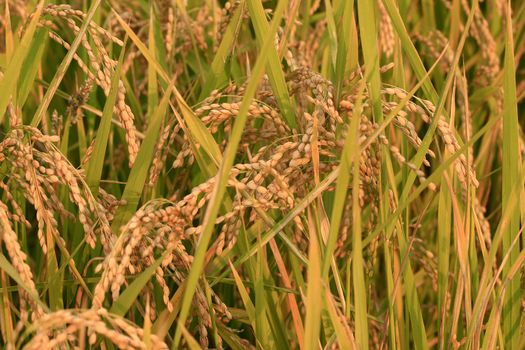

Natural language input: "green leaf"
[17,28,48,109]
[179,323,202,350]
[246,0,296,128]
[147,5,159,119]
[349,86,369,350]
[110,252,167,316]
[199,2,245,99]
[0,253,47,312]
[357,0,383,121]
[86,41,127,195]
[304,212,322,350]
[333,0,355,101]
[501,2,522,348]
[0,1,43,124]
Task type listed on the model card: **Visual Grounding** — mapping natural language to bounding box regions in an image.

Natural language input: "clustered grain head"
[33,4,140,166]
[0,127,113,254]
[20,308,168,349]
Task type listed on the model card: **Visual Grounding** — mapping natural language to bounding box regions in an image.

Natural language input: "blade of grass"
[350,91,369,350]
[437,165,452,349]
[481,231,525,349]
[147,5,159,120]
[143,294,152,349]
[382,0,439,101]
[0,253,47,312]
[46,228,61,311]
[0,270,14,347]
[228,261,256,326]
[179,323,202,350]
[4,0,13,57]
[254,243,272,349]
[333,0,355,102]
[246,0,296,128]
[0,1,43,123]
[268,239,305,349]
[199,2,244,99]
[304,210,322,350]
[17,28,48,109]
[501,2,522,348]
[468,166,525,347]
[358,0,383,121]
[151,282,185,338]
[109,251,168,316]
[86,40,127,195]
[324,288,356,349]
[176,101,222,167]
[322,81,364,278]
[324,0,338,70]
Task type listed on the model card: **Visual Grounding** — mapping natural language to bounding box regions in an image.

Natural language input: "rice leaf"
[357,0,383,121]
[85,41,127,195]
[303,210,322,350]
[199,2,244,99]
[0,1,43,124]
[109,252,168,316]
[246,0,296,128]
[501,2,522,348]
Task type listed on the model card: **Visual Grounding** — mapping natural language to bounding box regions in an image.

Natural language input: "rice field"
[0,0,524,349]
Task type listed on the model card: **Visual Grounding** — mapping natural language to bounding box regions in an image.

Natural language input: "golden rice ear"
[21,309,169,349]
[377,0,395,58]
[0,206,44,319]
[0,127,114,255]
[39,4,139,166]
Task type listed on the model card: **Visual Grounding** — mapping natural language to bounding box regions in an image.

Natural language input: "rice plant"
[0,0,524,349]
